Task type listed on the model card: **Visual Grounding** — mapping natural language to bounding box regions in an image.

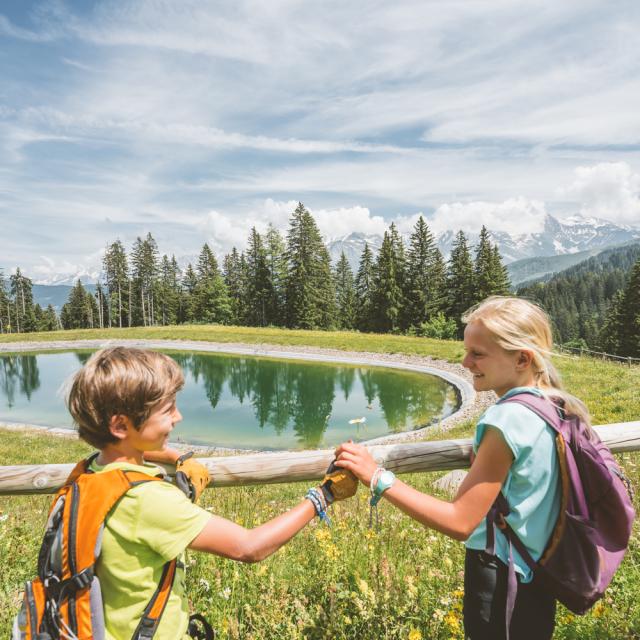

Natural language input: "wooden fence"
[1,422,640,495]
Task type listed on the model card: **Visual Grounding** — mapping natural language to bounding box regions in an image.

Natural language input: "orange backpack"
[13,455,178,640]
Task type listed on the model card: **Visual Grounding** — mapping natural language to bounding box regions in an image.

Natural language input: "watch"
[370,469,396,506]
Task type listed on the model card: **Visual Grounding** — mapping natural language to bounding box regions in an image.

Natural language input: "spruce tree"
[489,243,511,295]
[284,202,336,329]
[180,263,198,323]
[334,252,356,330]
[194,244,231,324]
[158,255,180,326]
[0,270,10,333]
[102,240,129,328]
[245,228,274,326]
[223,248,246,325]
[403,216,445,328]
[446,230,475,335]
[60,280,99,329]
[9,268,36,333]
[370,228,404,333]
[264,224,287,325]
[473,226,494,303]
[617,257,640,357]
[355,243,375,332]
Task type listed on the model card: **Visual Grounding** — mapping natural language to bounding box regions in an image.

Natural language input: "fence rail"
[1,422,639,496]
[556,344,640,366]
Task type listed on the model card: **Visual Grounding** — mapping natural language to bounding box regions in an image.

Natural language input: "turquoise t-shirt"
[464,387,561,582]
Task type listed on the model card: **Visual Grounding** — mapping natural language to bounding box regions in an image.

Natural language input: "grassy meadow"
[1,326,639,638]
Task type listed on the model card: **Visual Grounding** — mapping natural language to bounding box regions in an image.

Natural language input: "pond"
[0,350,460,450]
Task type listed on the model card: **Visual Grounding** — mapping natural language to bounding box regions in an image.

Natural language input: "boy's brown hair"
[67,347,184,449]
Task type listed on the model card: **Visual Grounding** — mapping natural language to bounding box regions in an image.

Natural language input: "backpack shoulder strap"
[131,559,179,640]
[500,392,566,434]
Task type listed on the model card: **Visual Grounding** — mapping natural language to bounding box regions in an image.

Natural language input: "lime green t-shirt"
[89,460,211,640]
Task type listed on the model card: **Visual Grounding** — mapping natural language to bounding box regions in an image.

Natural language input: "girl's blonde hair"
[462,296,591,425]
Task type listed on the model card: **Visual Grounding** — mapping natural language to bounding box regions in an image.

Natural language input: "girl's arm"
[188,499,316,562]
[335,428,513,541]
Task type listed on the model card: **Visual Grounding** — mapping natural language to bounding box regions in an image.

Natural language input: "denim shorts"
[463,548,556,640]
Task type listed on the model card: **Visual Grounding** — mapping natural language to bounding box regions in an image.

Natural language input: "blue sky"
[1,0,640,281]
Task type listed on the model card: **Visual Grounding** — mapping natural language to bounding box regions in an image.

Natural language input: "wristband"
[305,488,331,526]
[369,467,396,507]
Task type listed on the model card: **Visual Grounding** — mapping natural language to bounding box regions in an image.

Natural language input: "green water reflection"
[0,351,459,450]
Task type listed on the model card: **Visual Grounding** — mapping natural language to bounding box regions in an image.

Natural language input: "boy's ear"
[109,414,134,441]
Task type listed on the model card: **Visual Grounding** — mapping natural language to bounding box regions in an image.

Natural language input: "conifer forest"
[2,202,639,357]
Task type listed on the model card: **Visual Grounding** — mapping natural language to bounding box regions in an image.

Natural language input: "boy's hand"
[143,448,182,465]
[319,458,358,504]
[334,442,378,486]
[175,453,210,503]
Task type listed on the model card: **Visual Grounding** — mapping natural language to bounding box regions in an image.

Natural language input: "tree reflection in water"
[0,355,41,408]
[0,351,458,449]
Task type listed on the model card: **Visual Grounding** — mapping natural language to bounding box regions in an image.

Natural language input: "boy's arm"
[188,499,316,562]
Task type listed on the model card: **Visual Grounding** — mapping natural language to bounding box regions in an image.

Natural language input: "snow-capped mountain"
[330,215,640,269]
[326,232,383,272]
[34,271,101,286]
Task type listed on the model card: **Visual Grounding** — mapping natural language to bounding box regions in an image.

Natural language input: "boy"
[66,346,356,639]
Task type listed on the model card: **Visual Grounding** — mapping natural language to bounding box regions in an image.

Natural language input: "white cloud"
[429,198,548,236]
[561,162,640,226]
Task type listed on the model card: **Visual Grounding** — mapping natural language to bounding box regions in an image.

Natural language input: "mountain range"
[20,213,640,306]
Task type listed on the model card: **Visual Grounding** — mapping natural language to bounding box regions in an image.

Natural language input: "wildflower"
[592,601,605,618]
[220,587,232,600]
[198,578,210,592]
[443,556,453,569]
[408,628,422,640]
[444,610,461,632]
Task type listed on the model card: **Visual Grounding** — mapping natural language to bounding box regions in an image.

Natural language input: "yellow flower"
[408,628,422,640]
[444,610,461,631]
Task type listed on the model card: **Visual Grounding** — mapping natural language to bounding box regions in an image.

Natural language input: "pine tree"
[598,291,624,355]
[355,243,375,332]
[60,280,99,329]
[223,248,246,325]
[102,239,130,328]
[158,255,181,326]
[194,244,231,324]
[403,216,445,328]
[0,270,10,333]
[180,263,198,323]
[264,224,287,325]
[473,226,494,303]
[370,228,404,333]
[94,282,109,329]
[446,230,475,336]
[334,252,356,330]
[245,228,274,326]
[9,268,37,333]
[284,203,336,329]
[40,305,60,331]
[617,257,640,357]
[489,244,511,295]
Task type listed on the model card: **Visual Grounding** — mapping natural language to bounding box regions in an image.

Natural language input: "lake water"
[0,350,460,450]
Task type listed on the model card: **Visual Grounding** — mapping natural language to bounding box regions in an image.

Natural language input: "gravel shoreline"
[0,339,495,452]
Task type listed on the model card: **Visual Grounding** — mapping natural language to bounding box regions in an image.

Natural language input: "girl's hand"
[334,441,379,486]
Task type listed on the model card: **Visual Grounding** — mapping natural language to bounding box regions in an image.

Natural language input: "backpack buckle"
[70,567,94,591]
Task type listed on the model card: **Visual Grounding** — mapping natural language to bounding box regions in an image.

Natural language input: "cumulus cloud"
[429,197,548,237]
[561,162,640,226]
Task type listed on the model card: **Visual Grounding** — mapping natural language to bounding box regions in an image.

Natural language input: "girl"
[335,296,590,639]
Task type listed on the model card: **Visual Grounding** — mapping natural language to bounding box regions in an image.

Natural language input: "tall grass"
[1,328,639,638]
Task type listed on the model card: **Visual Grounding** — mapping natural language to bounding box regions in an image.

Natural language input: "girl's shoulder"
[476,388,550,457]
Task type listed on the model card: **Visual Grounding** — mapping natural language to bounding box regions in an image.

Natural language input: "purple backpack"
[486,392,635,630]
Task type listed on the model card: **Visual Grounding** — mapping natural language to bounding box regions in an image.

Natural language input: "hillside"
[517,243,640,347]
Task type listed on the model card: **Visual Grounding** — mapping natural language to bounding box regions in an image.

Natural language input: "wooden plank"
[1,422,639,495]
